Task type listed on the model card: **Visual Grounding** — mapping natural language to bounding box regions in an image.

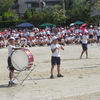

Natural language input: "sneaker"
[90,44,93,46]
[57,74,64,77]
[8,81,17,86]
[50,75,54,79]
[80,56,82,59]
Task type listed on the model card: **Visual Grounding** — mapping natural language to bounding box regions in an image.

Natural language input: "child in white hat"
[50,36,64,79]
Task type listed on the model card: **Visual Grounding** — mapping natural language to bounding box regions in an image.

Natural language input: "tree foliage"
[7,9,19,21]
[92,0,100,26]
[32,7,35,16]
[2,12,9,21]
[0,0,14,15]
[37,6,53,14]
[30,12,53,27]
[52,4,67,24]
[32,4,67,26]
[24,9,31,20]
[91,0,100,15]
[65,0,92,25]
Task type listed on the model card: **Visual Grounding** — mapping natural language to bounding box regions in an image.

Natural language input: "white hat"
[43,36,46,38]
[9,37,15,40]
[52,36,58,41]
[90,25,93,27]
[84,29,88,33]
[12,30,16,33]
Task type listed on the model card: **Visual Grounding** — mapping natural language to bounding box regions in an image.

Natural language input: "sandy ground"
[0,43,100,100]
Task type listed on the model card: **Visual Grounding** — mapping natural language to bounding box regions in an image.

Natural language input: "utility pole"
[62,0,65,16]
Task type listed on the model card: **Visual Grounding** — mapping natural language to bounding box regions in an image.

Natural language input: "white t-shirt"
[8,45,15,57]
[13,33,19,38]
[97,30,100,36]
[47,39,51,43]
[47,31,50,35]
[57,32,61,37]
[88,29,94,35]
[51,44,61,57]
[0,40,4,44]
[82,35,88,44]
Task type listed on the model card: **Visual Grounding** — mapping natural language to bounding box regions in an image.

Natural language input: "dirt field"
[0,43,100,100]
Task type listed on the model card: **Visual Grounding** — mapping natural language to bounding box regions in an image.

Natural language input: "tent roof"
[74,21,84,25]
[15,21,35,28]
[39,23,55,28]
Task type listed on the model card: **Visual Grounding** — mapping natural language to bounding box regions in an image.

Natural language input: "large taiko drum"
[11,49,34,71]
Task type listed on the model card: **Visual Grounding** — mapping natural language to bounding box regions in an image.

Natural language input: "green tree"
[31,4,66,26]
[2,12,9,21]
[0,0,14,15]
[24,9,31,20]
[37,6,53,14]
[91,0,100,26]
[30,12,53,27]
[52,4,67,24]
[32,7,35,16]
[7,9,19,21]
[65,0,91,25]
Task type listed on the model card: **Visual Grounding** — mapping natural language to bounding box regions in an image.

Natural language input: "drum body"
[11,49,33,71]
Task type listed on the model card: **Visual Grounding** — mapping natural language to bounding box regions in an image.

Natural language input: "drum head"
[11,50,29,71]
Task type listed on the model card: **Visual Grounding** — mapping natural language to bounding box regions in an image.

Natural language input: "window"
[27,3,31,8]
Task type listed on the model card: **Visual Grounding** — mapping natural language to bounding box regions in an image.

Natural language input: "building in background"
[12,0,61,14]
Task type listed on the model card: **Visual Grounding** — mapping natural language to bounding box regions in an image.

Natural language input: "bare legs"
[80,50,88,58]
[9,70,14,80]
[51,65,60,75]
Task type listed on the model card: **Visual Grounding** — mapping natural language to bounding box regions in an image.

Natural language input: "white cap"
[84,29,88,33]
[52,36,58,41]
[9,37,15,40]
[80,33,82,36]
[43,36,46,38]
[90,25,93,27]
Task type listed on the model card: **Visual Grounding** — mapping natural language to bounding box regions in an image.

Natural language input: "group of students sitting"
[0,25,100,48]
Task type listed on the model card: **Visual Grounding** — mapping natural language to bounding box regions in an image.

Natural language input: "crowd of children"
[0,25,100,48]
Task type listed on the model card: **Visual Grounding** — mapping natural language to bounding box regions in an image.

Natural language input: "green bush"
[2,12,9,21]
[0,20,27,28]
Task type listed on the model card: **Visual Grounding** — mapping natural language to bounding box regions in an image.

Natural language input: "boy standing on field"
[80,30,89,59]
[8,37,24,86]
[50,36,64,79]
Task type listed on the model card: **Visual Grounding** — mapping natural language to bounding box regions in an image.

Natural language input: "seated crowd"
[0,25,100,48]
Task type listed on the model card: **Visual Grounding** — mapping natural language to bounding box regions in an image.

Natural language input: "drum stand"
[7,63,37,86]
